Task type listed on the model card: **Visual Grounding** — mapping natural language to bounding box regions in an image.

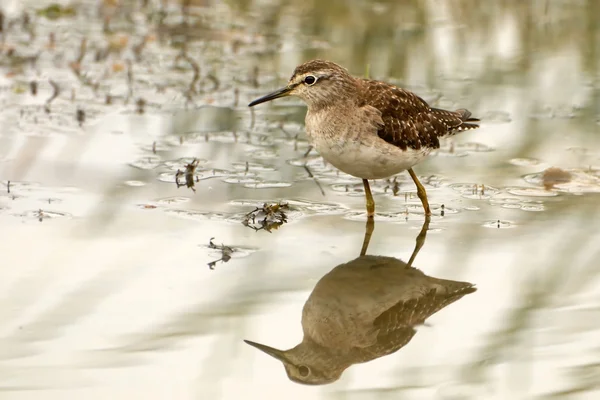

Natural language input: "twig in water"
[132,35,148,61]
[203,73,219,92]
[181,54,200,100]
[303,165,325,196]
[127,59,134,100]
[233,88,239,107]
[303,145,313,158]
[76,108,85,126]
[136,98,146,114]
[45,80,60,113]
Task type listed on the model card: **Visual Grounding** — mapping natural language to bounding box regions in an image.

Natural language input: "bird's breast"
[305,110,430,180]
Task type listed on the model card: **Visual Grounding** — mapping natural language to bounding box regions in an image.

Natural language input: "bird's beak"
[248,86,292,107]
[244,340,289,363]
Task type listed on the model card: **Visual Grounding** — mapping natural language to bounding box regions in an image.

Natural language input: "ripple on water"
[449,183,500,200]
[124,180,146,187]
[229,198,347,215]
[523,168,600,194]
[163,158,209,171]
[1,181,41,191]
[129,156,162,170]
[505,186,559,197]
[243,181,292,189]
[157,168,233,183]
[140,142,172,152]
[509,157,541,167]
[482,220,514,229]
[246,148,279,159]
[164,209,230,222]
[287,155,327,168]
[343,209,434,222]
[435,141,495,157]
[521,203,545,212]
[231,162,276,172]
[155,197,191,205]
[201,242,259,260]
[330,176,418,196]
[223,176,262,184]
[17,209,72,221]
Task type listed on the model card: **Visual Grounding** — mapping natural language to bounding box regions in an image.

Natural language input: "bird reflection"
[245,217,476,385]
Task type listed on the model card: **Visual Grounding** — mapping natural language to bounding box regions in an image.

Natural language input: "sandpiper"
[244,217,475,385]
[249,60,479,218]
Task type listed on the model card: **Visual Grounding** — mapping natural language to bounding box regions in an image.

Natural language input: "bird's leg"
[407,168,431,216]
[360,217,375,256]
[362,179,375,218]
[407,215,431,267]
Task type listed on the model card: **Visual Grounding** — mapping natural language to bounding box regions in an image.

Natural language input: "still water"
[1,0,599,399]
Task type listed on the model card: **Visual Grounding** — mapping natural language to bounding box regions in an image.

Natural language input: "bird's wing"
[356,282,476,360]
[360,79,479,151]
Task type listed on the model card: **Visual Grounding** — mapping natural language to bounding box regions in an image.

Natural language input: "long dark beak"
[248,86,292,107]
[244,339,289,363]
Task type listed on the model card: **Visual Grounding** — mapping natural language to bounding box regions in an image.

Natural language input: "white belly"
[312,135,430,180]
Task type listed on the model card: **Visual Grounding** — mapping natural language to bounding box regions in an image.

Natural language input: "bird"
[248,60,480,218]
[244,256,476,385]
[244,219,476,385]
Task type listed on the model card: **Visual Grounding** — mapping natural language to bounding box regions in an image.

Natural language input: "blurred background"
[0,0,599,399]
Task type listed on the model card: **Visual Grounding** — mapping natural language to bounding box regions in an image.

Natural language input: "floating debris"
[542,167,572,190]
[522,167,600,194]
[175,158,199,192]
[242,202,289,232]
[207,237,234,270]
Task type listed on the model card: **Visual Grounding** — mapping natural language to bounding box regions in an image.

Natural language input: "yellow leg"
[407,215,431,267]
[407,168,431,216]
[360,217,375,256]
[362,179,375,218]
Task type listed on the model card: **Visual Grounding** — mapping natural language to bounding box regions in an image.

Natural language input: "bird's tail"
[454,108,480,130]
[431,107,480,132]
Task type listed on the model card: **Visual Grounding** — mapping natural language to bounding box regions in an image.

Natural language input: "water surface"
[1,0,599,399]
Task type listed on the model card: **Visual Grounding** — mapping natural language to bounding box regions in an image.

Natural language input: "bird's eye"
[298,365,310,377]
[303,75,317,86]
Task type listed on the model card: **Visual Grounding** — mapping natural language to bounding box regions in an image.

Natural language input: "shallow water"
[1,0,600,399]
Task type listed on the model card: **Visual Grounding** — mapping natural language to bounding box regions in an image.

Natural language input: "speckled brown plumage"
[357,275,476,361]
[289,60,479,152]
[359,80,479,151]
[249,59,482,218]
[292,60,348,77]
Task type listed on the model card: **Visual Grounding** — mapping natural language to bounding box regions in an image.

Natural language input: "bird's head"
[244,339,346,385]
[248,59,359,110]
